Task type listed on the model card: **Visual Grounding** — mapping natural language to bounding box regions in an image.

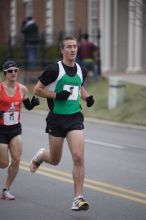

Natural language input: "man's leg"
[67,130,89,211]
[42,135,64,165]
[67,130,84,197]
[30,135,64,172]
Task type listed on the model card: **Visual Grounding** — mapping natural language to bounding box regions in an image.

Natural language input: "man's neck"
[62,59,75,67]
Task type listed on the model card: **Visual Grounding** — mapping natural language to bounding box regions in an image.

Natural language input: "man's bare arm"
[33,80,56,99]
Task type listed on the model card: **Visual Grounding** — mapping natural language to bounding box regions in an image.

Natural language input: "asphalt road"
[0,111,146,220]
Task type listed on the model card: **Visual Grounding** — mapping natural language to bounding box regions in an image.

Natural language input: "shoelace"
[74,197,85,205]
[3,190,13,197]
[33,157,42,166]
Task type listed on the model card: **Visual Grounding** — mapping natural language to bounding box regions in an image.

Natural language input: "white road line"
[85,139,125,149]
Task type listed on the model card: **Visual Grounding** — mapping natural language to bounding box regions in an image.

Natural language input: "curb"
[85,117,146,131]
[22,109,146,131]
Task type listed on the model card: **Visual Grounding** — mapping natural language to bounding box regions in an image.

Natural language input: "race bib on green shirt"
[63,85,79,100]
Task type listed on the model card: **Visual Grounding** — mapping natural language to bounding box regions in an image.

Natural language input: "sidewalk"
[19,70,146,86]
[102,72,146,86]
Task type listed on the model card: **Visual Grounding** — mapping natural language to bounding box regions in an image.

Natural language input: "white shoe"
[30,148,45,173]
[71,195,89,211]
[1,189,15,200]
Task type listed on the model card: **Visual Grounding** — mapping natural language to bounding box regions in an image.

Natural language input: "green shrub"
[44,45,60,63]
[0,44,59,69]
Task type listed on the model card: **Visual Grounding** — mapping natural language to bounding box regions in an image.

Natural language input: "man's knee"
[11,157,21,167]
[50,159,60,166]
[0,160,9,169]
[73,153,84,166]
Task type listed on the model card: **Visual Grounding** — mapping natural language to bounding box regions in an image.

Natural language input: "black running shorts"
[45,112,84,137]
[0,123,22,144]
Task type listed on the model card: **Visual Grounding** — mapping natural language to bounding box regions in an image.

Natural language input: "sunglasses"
[7,69,18,73]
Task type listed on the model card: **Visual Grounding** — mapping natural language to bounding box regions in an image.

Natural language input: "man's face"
[61,40,78,62]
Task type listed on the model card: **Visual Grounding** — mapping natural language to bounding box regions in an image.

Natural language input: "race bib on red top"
[3,112,19,125]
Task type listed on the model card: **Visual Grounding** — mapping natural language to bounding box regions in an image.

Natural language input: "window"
[10,0,17,45]
[65,0,74,35]
[23,0,33,17]
[46,0,53,45]
[88,0,98,45]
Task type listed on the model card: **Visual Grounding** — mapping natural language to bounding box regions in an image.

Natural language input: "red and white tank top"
[0,82,22,125]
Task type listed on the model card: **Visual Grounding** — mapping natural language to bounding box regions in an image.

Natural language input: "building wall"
[74,0,88,35]
[53,0,92,42]
[17,0,25,42]
[0,0,99,44]
[17,0,46,43]
[0,0,11,44]
[53,0,65,42]
[0,0,100,69]
[33,0,46,34]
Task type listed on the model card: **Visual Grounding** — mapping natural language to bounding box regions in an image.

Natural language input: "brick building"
[0,0,99,46]
[0,1,11,44]
[1,0,146,75]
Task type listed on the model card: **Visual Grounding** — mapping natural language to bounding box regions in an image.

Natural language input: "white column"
[127,0,135,72]
[113,0,118,70]
[133,0,143,72]
[99,0,105,71]
[102,0,112,72]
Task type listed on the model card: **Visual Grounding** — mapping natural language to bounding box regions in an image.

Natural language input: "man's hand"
[56,90,71,100]
[86,95,95,107]
[31,96,40,107]
[0,110,4,119]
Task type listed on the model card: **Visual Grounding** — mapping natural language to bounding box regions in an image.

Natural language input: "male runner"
[30,36,94,210]
[0,60,39,200]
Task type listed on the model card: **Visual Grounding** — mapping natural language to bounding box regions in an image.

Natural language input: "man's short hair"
[59,36,77,49]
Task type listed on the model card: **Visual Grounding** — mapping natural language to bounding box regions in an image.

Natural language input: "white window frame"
[10,0,17,45]
[65,0,74,35]
[88,0,98,45]
[23,0,33,17]
[46,0,53,45]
